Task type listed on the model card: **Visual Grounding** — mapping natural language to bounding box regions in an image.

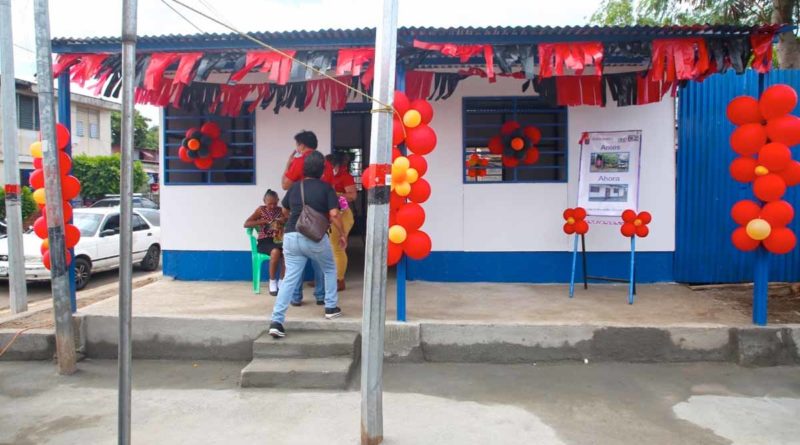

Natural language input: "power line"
[159,0,204,33]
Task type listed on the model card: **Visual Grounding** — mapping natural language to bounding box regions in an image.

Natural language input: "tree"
[71,154,150,200]
[111,109,159,149]
[590,0,800,67]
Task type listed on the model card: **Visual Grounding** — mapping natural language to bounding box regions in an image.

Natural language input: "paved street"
[1,360,799,444]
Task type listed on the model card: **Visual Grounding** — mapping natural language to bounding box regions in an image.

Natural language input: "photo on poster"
[590,152,630,173]
[588,183,629,202]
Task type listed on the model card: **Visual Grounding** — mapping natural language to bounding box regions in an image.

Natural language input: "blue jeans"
[271,232,338,325]
[291,258,324,304]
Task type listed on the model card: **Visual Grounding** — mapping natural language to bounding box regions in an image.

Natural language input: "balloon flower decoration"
[619,209,652,304]
[466,153,489,178]
[177,122,228,170]
[28,123,81,270]
[488,121,542,167]
[726,84,800,325]
[563,207,589,299]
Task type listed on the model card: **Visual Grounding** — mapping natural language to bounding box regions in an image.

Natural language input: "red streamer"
[173,52,204,85]
[144,53,181,90]
[229,50,296,85]
[405,70,434,100]
[538,42,604,78]
[555,76,603,106]
[413,40,496,81]
[750,31,775,74]
[650,38,710,82]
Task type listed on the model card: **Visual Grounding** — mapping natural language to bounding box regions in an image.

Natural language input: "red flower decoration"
[178,122,228,170]
[466,153,489,178]
[620,209,652,238]
[487,121,541,168]
[562,207,589,235]
[731,200,797,254]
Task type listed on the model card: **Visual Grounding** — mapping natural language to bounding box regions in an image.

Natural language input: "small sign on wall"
[577,130,642,217]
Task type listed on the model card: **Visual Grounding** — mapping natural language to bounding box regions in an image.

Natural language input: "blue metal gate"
[676,70,800,283]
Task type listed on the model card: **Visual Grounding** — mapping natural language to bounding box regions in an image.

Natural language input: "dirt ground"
[700,282,800,324]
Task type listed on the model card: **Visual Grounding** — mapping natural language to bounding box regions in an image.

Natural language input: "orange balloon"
[730,123,767,156]
[758,142,792,171]
[753,173,787,202]
[510,137,525,151]
[761,200,794,227]
[766,114,800,147]
[763,227,797,255]
[726,96,763,125]
[732,227,760,251]
[729,156,758,183]
[731,200,761,225]
[187,138,201,150]
[778,160,800,187]
[759,84,797,121]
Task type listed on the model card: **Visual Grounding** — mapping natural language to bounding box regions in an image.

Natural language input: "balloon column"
[727,84,799,254]
[29,124,80,270]
[488,121,542,167]
[177,122,228,170]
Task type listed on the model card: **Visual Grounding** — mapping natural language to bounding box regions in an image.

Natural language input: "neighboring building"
[0,77,120,186]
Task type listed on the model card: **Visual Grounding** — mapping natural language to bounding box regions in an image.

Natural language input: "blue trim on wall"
[164,250,674,283]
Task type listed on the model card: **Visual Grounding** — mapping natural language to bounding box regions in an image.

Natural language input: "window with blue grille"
[463,97,567,183]
[163,107,255,185]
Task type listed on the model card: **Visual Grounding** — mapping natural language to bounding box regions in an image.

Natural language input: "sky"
[4,0,602,120]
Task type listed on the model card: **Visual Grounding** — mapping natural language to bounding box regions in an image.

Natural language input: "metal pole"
[33,0,76,375]
[119,1,137,443]
[569,234,578,298]
[628,236,636,305]
[753,246,769,325]
[361,0,398,443]
[0,0,28,314]
[57,71,77,312]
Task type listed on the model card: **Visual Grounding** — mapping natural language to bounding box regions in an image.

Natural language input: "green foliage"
[71,154,150,200]
[0,186,37,222]
[590,0,776,26]
[111,109,158,149]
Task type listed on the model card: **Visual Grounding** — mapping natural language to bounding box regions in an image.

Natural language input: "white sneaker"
[269,280,278,296]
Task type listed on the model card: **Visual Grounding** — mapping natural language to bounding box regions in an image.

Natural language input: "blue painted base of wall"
[164,250,674,283]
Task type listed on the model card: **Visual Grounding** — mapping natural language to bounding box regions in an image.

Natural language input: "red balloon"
[65,224,81,249]
[759,84,797,121]
[61,175,81,201]
[403,230,432,260]
[392,147,403,161]
[729,156,758,183]
[758,142,792,171]
[200,122,222,139]
[726,96,763,125]
[778,160,800,186]
[500,121,520,135]
[638,211,652,224]
[766,114,800,147]
[574,220,589,235]
[764,227,797,254]
[58,151,72,174]
[636,225,650,238]
[390,191,405,211]
[574,207,587,220]
[731,200,761,225]
[33,157,42,169]
[405,124,437,155]
[33,216,48,239]
[194,157,214,170]
[392,117,405,146]
[409,99,434,124]
[621,209,637,223]
[40,242,48,256]
[43,249,72,270]
[732,227,760,251]
[730,123,767,156]
[394,91,411,117]
[488,136,504,155]
[179,146,192,163]
[563,208,575,220]
[185,127,198,139]
[210,140,228,158]
[42,202,73,223]
[523,147,540,164]
[563,222,576,235]
[620,223,636,237]
[407,154,428,177]
[407,178,431,204]
[761,200,794,227]
[753,173,787,202]
[55,123,71,150]
[389,209,397,227]
[29,169,44,189]
[387,241,403,266]
[523,126,542,144]
[396,202,425,231]
[502,156,520,168]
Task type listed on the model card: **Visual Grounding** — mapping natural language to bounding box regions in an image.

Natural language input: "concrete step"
[240,357,355,389]
[252,330,359,359]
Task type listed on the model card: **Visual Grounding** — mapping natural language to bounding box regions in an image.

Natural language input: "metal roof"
[52,24,789,53]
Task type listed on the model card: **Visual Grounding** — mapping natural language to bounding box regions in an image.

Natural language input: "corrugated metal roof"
[52,24,789,53]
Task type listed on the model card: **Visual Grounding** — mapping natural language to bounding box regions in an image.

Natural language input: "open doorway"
[331,103,371,240]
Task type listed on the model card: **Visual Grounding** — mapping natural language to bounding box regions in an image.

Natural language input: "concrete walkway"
[2,360,799,444]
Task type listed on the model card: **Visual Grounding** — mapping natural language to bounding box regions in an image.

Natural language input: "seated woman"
[243,189,286,296]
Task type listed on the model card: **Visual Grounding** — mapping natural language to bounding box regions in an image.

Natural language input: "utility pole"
[119,0,137,443]
[360,0,398,443]
[33,0,75,374]
[0,0,29,314]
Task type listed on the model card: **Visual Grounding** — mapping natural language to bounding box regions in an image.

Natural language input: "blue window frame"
[162,107,256,185]
[463,97,567,183]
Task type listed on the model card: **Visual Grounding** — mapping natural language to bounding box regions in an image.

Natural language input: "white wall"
[161,76,676,254]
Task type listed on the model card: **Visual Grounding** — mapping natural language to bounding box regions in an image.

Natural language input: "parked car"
[0,220,5,238]
[90,196,159,209]
[0,207,161,290]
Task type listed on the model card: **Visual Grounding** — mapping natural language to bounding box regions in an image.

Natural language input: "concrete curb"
[0,328,55,360]
[73,314,800,366]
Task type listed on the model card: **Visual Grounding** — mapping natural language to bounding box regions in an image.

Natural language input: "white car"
[0,207,161,290]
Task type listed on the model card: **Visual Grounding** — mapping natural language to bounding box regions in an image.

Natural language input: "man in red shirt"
[282,130,334,190]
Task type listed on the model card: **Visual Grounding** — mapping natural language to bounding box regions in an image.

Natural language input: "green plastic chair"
[247,227,271,294]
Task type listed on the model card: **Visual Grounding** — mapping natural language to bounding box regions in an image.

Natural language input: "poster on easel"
[577,130,642,217]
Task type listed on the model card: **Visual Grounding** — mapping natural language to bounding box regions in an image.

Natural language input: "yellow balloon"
[746,218,771,241]
[391,166,406,183]
[405,168,419,184]
[33,188,46,205]
[389,225,407,244]
[42,238,50,250]
[395,181,411,197]
[393,156,410,170]
[30,141,43,158]
[754,165,769,176]
[402,110,422,128]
